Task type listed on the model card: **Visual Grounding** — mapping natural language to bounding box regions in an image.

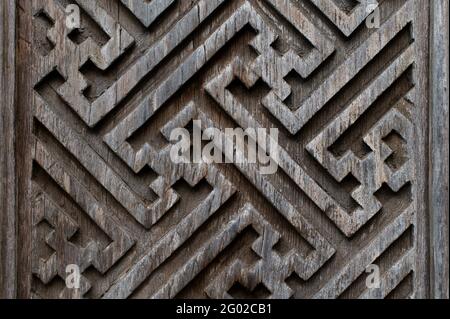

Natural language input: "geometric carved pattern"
[120,0,175,27]
[25,0,421,298]
[310,0,378,36]
[34,0,135,126]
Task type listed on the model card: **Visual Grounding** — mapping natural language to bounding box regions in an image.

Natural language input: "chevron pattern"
[28,0,420,299]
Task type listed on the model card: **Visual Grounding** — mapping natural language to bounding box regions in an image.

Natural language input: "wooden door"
[1,0,448,299]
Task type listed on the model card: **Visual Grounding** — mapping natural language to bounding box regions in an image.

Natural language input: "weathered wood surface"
[0,0,17,299]
[0,0,447,299]
[430,0,449,300]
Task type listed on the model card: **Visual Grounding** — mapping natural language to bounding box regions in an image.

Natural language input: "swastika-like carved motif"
[22,0,425,299]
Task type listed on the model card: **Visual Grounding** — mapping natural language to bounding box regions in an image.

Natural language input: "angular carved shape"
[32,140,134,298]
[310,0,378,37]
[261,0,414,135]
[20,0,426,299]
[120,0,175,27]
[306,45,415,236]
[35,0,135,125]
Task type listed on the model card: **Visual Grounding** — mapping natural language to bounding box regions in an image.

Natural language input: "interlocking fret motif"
[29,0,420,299]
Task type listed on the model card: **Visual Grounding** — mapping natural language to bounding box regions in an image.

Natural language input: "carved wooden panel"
[9,0,445,299]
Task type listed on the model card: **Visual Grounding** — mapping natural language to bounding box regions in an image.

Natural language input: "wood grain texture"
[430,0,449,299]
[2,0,447,299]
[0,0,17,299]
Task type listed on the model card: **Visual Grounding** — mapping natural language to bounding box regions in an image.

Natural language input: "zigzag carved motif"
[103,102,335,298]
[28,0,421,299]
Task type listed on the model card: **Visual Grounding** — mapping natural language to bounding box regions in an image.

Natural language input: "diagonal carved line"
[89,0,226,126]
[205,54,414,237]
[100,99,239,296]
[195,109,335,280]
[104,101,333,298]
[310,0,378,37]
[121,0,175,27]
[103,163,235,299]
[32,191,78,283]
[150,119,336,297]
[161,101,335,280]
[153,201,331,299]
[306,45,415,236]
[159,103,335,285]
[358,250,414,299]
[104,2,258,152]
[32,190,93,297]
[164,99,334,283]
[262,0,414,135]
[33,140,135,275]
[35,0,135,126]
[263,0,335,78]
[102,0,337,286]
[151,204,261,299]
[75,0,135,70]
[37,0,135,73]
[205,58,351,235]
[105,1,332,162]
[246,0,335,104]
[203,205,292,299]
[34,95,178,229]
[312,203,414,299]
[34,0,225,126]
[267,0,334,53]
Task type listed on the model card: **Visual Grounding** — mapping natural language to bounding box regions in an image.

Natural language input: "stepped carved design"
[27,0,420,299]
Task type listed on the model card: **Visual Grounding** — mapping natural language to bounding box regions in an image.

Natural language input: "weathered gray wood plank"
[430,0,449,299]
[0,0,17,299]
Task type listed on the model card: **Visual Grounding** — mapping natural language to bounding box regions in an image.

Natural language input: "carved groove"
[25,0,422,299]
